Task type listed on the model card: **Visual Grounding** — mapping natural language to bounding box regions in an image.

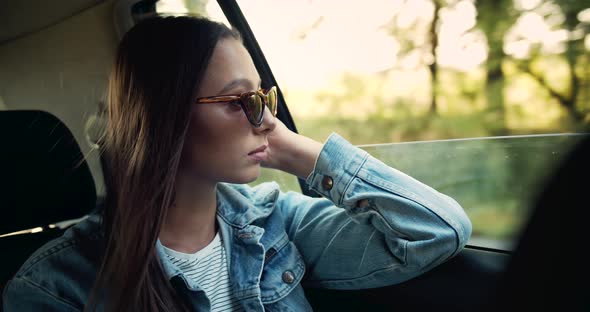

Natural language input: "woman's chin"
[225,168,260,184]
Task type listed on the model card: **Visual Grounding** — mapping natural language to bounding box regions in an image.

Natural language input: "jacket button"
[357,199,370,208]
[282,271,295,284]
[321,176,333,190]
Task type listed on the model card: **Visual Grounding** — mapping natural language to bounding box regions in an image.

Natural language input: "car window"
[359,134,584,249]
[232,0,590,250]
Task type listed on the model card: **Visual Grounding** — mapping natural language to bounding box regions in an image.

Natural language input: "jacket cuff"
[305,133,369,206]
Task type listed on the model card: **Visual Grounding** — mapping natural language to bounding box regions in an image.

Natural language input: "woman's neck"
[159,173,218,254]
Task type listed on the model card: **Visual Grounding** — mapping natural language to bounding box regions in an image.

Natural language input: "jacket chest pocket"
[259,236,306,304]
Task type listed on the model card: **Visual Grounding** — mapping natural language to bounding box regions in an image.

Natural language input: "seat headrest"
[0,110,96,234]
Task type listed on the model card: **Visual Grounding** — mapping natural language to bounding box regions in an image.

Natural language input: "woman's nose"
[254,106,276,134]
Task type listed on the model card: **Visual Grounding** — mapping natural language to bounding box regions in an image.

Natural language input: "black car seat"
[0,110,97,303]
[486,133,590,311]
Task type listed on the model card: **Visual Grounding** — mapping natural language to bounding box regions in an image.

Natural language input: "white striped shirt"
[161,233,241,311]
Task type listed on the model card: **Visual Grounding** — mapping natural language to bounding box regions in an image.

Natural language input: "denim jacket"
[3,133,472,311]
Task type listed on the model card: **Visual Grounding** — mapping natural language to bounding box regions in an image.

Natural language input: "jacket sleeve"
[276,133,472,289]
[3,277,80,312]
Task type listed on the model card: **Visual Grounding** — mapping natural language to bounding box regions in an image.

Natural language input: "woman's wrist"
[276,133,323,179]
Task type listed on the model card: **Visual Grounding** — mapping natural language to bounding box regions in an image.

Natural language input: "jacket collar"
[215,182,280,228]
[156,182,280,283]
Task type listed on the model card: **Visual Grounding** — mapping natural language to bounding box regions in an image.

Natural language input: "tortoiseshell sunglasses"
[195,86,278,127]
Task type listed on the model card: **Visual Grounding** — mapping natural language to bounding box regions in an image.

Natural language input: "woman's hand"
[262,119,324,179]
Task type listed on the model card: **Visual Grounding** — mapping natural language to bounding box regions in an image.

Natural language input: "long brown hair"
[86,16,240,311]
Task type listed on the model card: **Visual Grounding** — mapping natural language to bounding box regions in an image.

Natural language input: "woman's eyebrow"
[217,79,256,95]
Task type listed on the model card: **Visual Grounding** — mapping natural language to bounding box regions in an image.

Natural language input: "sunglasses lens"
[267,87,277,116]
[245,94,263,125]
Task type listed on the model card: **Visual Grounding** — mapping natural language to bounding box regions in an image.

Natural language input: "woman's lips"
[248,151,268,162]
[248,145,268,162]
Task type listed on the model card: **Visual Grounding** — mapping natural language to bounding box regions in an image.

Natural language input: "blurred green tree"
[429,0,442,114]
[535,0,588,121]
[475,0,519,134]
[382,0,453,115]
[509,0,589,123]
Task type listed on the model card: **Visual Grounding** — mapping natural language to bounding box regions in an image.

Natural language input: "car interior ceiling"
[1,0,588,311]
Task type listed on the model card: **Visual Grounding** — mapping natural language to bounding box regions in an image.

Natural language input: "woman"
[3,16,471,311]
